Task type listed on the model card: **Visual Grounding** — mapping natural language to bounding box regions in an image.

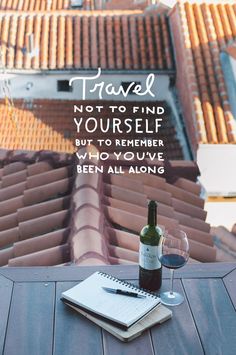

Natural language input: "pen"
[102,287,146,299]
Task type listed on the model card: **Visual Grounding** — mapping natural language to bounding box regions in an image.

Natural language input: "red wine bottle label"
[139,242,161,270]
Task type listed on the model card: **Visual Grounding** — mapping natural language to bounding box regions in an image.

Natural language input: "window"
[70,0,83,8]
[121,81,142,95]
[57,80,72,92]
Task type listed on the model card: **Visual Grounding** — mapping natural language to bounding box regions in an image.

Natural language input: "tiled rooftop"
[169,2,236,150]
[0,149,74,266]
[0,0,161,11]
[211,225,236,261]
[0,146,216,267]
[0,99,184,160]
[0,0,90,11]
[0,12,173,71]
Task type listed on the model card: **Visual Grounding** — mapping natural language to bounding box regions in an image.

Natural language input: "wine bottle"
[139,200,163,291]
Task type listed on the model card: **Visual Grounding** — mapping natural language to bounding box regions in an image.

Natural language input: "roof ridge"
[0,9,145,16]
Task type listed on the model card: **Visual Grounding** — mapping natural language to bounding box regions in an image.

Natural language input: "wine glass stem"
[170,269,174,295]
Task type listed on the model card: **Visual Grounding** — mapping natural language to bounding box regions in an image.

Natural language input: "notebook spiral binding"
[98,271,159,299]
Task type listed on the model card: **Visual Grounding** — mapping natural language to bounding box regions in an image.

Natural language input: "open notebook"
[61,271,161,330]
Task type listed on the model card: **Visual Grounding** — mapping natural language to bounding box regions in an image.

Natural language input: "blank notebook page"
[61,271,160,327]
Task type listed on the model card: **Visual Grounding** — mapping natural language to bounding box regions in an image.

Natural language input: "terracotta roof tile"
[23,0,29,11]
[41,15,50,69]
[90,15,98,68]
[108,244,138,263]
[23,16,33,69]
[153,15,163,69]
[98,15,107,69]
[8,15,17,69]
[31,14,41,69]
[0,181,26,201]
[115,16,123,69]
[82,15,90,68]
[225,4,236,38]
[0,212,18,231]
[74,16,81,68]
[137,16,147,69]
[17,195,70,222]
[169,2,236,146]
[1,15,10,67]
[57,15,66,69]
[15,15,25,69]
[0,12,173,71]
[1,169,27,187]
[211,226,236,262]
[13,228,70,257]
[0,196,24,217]
[8,244,70,266]
[18,209,69,239]
[145,16,155,70]
[121,15,131,69]
[26,166,71,188]
[72,229,108,265]
[160,14,173,70]
[0,246,14,265]
[23,177,73,205]
[49,15,57,69]
[0,227,19,249]
[232,224,236,235]
[65,15,73,68]
[2,161,26,175]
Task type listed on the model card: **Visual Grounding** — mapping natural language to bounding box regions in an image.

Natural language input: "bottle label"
[139,242,161,270]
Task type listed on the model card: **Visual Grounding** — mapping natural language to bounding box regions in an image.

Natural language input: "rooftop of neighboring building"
[0,145,219,267]
[0,0,168,12]
[169,1,236,151]
[0,99,184,160]
[0,10,173,72]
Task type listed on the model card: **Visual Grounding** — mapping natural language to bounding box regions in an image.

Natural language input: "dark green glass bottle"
[139,200,162,291]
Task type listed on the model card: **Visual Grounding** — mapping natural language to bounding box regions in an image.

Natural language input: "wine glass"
[159,229,189,306]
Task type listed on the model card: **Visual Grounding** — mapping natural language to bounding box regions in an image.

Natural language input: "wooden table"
[0,263,236,355]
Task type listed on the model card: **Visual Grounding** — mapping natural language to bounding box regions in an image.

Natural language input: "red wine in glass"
[159,229,189,306]
[159,254,187,270]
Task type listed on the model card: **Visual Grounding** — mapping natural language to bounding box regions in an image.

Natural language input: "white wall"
[0,72,170,101]
[197,144,236,197]
[205,201,236,230]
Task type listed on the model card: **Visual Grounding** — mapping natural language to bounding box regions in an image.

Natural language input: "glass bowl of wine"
[159,229,189,306]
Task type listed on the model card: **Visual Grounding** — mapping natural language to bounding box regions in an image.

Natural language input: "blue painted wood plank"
[4,282,55,355]
[54,282,104,355]
[223,268,236,310]
[183,278,236,355]
[151,279,204,355]
[0,275,13,354]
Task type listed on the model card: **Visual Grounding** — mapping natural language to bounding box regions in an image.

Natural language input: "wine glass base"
[160,291,184,306]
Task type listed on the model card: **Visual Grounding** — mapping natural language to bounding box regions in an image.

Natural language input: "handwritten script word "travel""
[69,68,156,100]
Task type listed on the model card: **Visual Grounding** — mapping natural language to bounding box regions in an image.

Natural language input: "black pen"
[102,287,146,299]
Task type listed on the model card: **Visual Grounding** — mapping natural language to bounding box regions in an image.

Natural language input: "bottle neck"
[148,204,157,226]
